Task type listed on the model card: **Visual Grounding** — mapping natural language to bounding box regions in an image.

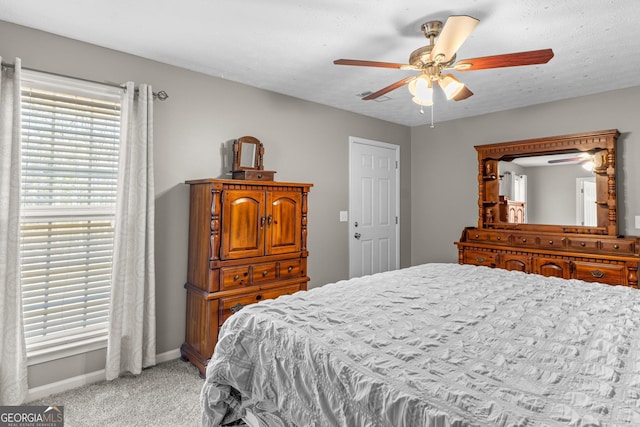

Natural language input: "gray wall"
[411,87,640,265]
[0,21,412,388]
[525,164,593,225]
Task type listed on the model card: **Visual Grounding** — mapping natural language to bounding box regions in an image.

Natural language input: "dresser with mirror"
[455,129,639,287]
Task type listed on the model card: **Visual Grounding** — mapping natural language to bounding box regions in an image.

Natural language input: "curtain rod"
[1,61,169,101]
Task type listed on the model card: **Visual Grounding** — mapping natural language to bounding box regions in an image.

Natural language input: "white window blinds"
[19,71,123,357]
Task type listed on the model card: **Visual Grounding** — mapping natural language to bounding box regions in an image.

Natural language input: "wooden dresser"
[456,227,639,287]
[181,179,312,376]
[455,129,639,288]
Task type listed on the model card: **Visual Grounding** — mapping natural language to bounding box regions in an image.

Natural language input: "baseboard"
[26,348,183,402]
[156,348,182,364]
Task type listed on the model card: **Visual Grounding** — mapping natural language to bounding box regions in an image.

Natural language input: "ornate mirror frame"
[475,129,620,236]
[232,136,264,171]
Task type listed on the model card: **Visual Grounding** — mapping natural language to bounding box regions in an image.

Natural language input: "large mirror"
[476,129,620,236]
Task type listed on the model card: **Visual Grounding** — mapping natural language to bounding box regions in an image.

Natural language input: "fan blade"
[431,15,479,63]
[452,86,473,101]
[362,76,416,100]
[333,59,411,69]
[454,49,554,71]
[548,157,585,164]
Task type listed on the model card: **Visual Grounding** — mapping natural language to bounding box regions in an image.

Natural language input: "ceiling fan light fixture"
[582,155,595,171]
[440,74,465,100]
[412,96,433,107]
[408,75,433,105]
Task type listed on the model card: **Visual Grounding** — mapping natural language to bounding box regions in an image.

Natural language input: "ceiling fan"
[334,15,554,106]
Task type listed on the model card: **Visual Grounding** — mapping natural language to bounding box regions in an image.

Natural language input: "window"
[19,71,123,362]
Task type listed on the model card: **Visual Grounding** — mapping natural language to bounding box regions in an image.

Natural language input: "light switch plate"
[339,211,348,222]
[636,215,640,229]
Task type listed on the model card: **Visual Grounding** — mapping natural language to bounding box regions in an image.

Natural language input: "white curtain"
[0,58,28,404]
[106,82,156,380]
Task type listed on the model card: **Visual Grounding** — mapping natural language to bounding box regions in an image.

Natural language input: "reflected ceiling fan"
[334,15,554,107]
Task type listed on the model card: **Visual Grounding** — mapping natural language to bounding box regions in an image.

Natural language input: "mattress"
[201,263,640,426]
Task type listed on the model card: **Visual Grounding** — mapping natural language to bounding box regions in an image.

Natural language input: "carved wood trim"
[210,187,221,262]
[475,129,619,159]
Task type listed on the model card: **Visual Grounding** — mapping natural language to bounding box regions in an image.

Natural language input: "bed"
[201,263,640,426]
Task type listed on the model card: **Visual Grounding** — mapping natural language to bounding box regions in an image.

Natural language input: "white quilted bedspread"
[201,263,640,426]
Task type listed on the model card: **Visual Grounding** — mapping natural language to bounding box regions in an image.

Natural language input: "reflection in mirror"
[240,142,257,168]
[498,153,596,226]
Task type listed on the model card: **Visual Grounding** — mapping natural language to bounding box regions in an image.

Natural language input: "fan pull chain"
[430,105,435,128]
[419,105,435,128]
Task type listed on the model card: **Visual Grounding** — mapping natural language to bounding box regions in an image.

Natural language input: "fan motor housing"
[421,20,443,38]
[409,45,434,67]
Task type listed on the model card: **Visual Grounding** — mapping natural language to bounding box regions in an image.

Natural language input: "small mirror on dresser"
[232,136,263,171]
[231,136,276,181]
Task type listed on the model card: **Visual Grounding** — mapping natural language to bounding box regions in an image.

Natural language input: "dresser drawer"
[219,284,301,324]
[466,230,509,244]
[463,250,497,267]
[220,266,250,291]
[252,262,277,284]
[572,261,626,286]
[279,259,301,279]
[566,237,599,251]
[511,233,537,247]
[466,230,492,242]
[537,234,565,250]
[600,239,636,255]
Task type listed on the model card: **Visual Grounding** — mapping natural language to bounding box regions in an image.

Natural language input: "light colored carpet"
[27,358,204,426]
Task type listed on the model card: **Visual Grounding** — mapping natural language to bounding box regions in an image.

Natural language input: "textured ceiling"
[1,0,639,127]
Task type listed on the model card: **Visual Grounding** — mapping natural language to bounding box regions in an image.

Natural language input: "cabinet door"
[534,257,571,279]
[500,253,531,272]
[221,190,265,259]
[266,190,302,255]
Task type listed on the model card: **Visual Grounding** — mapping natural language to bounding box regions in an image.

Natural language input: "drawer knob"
[230,302,245,314]
[475,234,479,238]
[255,294,263,301]
[591,270,605,278]
[580,242,586,247]
[613,244,619,249]
[497,236,501,240]
[233,274,239,281]
[476,256,486,263]
[288,266,294,272]
[521,238,527,243]
[549,240,553,244]
[262,270,268,277]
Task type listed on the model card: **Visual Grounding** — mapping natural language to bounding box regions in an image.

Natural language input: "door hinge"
[395,160,398,169]
[396,216,398,224]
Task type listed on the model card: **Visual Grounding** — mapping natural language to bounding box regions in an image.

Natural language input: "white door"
[349,137,399,278]
[576,177,597,226]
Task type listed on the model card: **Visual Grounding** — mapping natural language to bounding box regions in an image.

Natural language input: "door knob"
[354,232,361,240]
